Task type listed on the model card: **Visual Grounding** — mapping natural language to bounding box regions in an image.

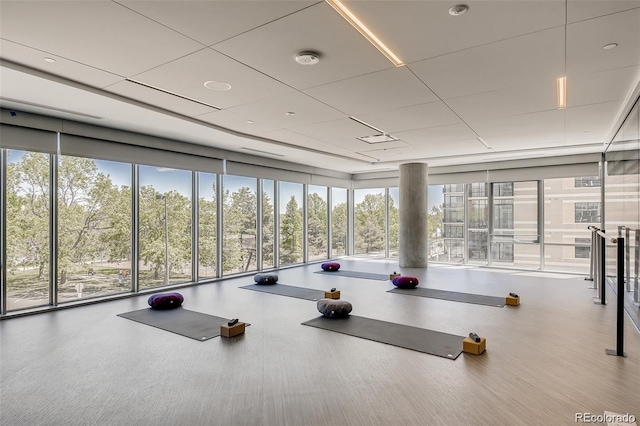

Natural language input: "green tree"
[6,152,50,280]
[262,190,275,267]
[388,195,399,252]
[307,192,327,258]
[222,186,257,273]
[280,196,303,264]
[198,181,217,276]
[331,202,347,255]
[355,193,386,254]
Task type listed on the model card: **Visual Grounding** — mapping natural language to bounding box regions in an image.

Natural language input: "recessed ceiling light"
[295,51,320,65]
[285,111,295,116]
[246,120,254,124]
[204,81,231,91]
[43,57,56,63]
[449,4,469,16]
[603,43,618,50]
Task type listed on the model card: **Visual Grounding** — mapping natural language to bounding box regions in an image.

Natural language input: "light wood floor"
[1,259,639,426]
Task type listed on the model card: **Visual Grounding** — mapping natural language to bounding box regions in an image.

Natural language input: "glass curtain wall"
[5,150,51,310]
[354,188,386,257]
[58,157,132,301]
[388,187,400,258]
[543,176,601,273]
[138,165,192,288]
[198,172,217,280]
[279,181,303,265]
[468,183,488,264]
[331,188,347,257]
[222,175,257,275]
[307,185,328,261]
[491,181,540,269]
[261,179,275,269]
[605,98,640,328]
[428,185,445,261]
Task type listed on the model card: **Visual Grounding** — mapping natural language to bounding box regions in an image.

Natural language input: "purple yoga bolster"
[321,262,341,271]
[392,276,419,288]
[148,292,184,310]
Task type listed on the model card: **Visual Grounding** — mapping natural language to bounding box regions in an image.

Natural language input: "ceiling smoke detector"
[295,51,320,65]
[449,4,469,16]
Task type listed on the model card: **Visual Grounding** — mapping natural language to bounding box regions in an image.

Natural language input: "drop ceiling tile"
[119,1,315,46]
[393,123,478,146]
[469,109,565,138]
[0,39,124,88]
[123,48,294,109]
[445,82,557,122]
[345,0,566,64]
[567,8,640,75]
[357,102,462,134]
[409,27,565,100]
[304,67,437,116]
[569,66,640,107]
[0,1,204,76]
[567,0,640,23]
[213,3,392,90]
[227,91,345,130]
[196,109,282,135]
[104,80,219,117]
[565,101,623,136]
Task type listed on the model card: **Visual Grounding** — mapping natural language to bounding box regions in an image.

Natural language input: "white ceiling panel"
[122,48,294,109]
[393,123,479,147]
[0,1,204,76]
[567,8,640,75]
[356,101,462,134]
[445,81,557,122]
[569,66,640,107]
[344,0,566,64]
[118,0,316,46]
[288,117,386,144]
[565,101,624,136]
[0,40,124,89]
[409,27,565,100]
[196,110,282,135]
[213,2,392,90]
[567,0,640,23]
[105,80,219,117]
[304,66,437,116]
[470,110,565,140]
[227,91,345,130]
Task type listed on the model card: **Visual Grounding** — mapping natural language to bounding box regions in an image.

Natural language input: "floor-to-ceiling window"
[331,188,347,257]
[262,179,275,269]
[354,188,386,257]
[198,172,217,280]
[543,176,601,273]
[307,185,328,261]
[491,181,540,269]
[442,184,464,263]
[222,175,257,274]
[279,181,303,265]
[58,156,132,301]
[428,184,445,261]
[5,150,51,310]
[388,187,400,258]
[138,165,192,288]
[468,183,488,264]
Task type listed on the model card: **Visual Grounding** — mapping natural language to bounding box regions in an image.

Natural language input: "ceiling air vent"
[357,134,399,144]
[125,79,220,110]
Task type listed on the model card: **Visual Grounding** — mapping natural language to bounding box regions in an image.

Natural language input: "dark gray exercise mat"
[117,308,234,341]
[314,269,389,281]
[240,284,325,301]
[302,315,464,360]
[388,287,505,307]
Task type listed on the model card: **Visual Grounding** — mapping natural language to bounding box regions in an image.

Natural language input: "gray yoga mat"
[302,315,464,360]
[118,308,236,341]
[240,284,325,301]
[314,269,389,281]
[388,287,505,307]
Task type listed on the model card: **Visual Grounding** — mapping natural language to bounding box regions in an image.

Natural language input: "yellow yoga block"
[220,322,246,338]
[463,336,486,355]
[506,295,520,306]
[324,290,340,299]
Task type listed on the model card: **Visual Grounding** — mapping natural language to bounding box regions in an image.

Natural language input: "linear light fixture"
[325,0,404,67]
[556,76,566,109]
[349,115,385,134]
